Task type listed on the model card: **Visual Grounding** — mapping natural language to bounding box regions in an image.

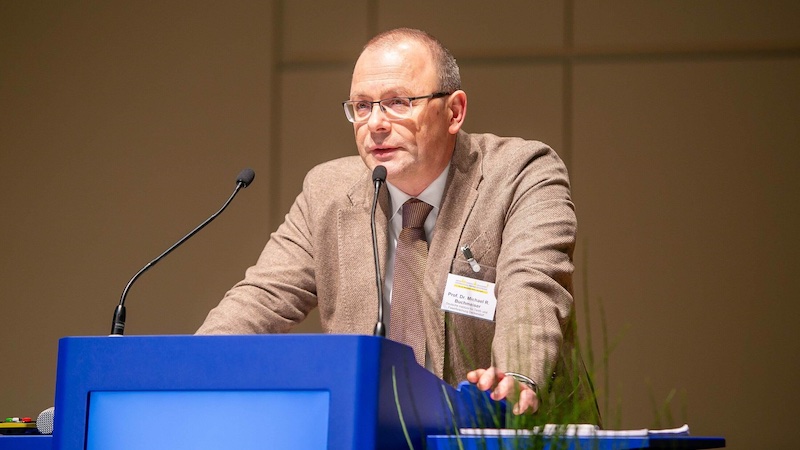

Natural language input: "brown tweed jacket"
[198,130,599,422]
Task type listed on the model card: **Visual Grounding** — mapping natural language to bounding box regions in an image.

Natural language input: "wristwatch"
[504,372,539,395]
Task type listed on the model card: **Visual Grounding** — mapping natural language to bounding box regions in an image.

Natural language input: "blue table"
[427,434,726,449]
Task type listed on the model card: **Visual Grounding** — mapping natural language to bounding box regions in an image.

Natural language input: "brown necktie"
[389,198,433,366]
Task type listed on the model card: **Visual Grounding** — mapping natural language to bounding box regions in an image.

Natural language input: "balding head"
[361,28,461,94]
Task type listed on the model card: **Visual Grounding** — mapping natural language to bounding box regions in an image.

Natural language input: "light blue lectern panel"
[86,390,329,450]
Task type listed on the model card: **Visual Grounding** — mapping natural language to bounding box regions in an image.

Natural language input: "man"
[198,28,599,423]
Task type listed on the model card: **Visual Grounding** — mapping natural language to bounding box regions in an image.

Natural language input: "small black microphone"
[110,168,256,336]
[236,168,255,187]
[371,165,387,337]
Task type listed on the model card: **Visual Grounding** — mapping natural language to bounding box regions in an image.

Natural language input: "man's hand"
[466,367,538,415]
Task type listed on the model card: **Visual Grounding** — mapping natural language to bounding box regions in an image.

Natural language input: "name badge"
[440,273,497,321]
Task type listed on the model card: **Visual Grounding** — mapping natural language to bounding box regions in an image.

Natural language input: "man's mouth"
[370,146,399,159]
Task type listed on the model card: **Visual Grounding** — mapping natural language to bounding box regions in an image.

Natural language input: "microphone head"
[372,165,387,183]
[36,406,55,435]
[236,168,255,187]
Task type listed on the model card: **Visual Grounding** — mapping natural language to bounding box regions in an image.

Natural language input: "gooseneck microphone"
[110,168,256,336]
[371,165,387,337]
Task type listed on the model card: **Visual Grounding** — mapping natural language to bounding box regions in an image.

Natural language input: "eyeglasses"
[342,92,451,123]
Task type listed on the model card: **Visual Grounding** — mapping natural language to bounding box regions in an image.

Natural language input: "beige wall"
[1,2,798,448]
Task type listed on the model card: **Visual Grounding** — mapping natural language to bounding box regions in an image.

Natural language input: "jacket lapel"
[336,171,391,333]
[423,131,482,376]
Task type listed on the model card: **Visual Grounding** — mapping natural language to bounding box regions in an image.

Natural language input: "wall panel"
[461,63,564,150]
[571,58,800,447]
[0,1,273,417]
[278,69,357,215]
[282,0,371,62]
[377,0,565,57]
[574,0,800,51]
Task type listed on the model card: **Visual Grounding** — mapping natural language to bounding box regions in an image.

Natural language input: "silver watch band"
[504,372,539,395]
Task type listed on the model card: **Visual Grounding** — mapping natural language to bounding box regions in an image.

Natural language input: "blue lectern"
[50,335,497,450]
[1,334,726,450]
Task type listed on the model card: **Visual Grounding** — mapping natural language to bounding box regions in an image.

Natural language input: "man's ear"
[447,90,467,134]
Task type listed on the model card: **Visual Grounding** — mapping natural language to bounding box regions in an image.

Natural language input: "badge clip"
[460,245,481,273]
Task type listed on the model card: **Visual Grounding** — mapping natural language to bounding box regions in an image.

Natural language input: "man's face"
[349,41,457,196]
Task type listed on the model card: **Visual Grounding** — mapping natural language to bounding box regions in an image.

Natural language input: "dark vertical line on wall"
[562,0,574,171]
[366,0,379,37]
[269,0,284,231]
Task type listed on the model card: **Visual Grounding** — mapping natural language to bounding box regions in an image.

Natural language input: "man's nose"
[367,103,390,131]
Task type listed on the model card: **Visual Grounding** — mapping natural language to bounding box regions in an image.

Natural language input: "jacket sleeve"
[491,141,577,389]
[196,175,319,335]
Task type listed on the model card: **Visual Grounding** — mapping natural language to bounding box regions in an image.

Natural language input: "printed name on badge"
[441,273,497,321]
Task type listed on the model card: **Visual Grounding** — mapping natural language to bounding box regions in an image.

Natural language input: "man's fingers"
[512,387,539,415]
[489,375,515,401]
[487,376,540,415]
[468,367,540,415]
[478,367,500,391]
[466,369,485,383]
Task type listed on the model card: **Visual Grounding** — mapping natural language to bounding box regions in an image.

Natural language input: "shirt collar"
[386,162,450,215]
